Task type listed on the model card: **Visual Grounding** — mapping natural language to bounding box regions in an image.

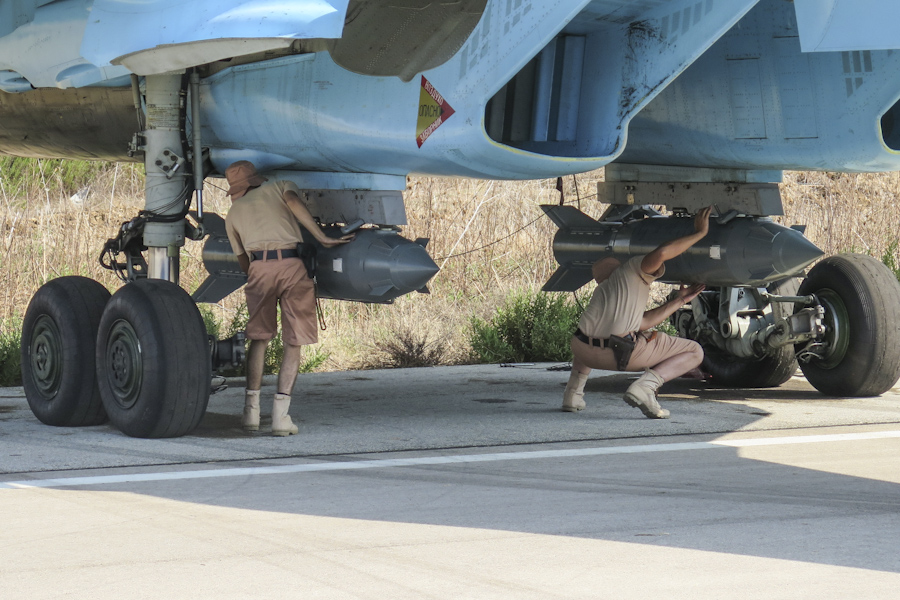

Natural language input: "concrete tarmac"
[2,364,900,598]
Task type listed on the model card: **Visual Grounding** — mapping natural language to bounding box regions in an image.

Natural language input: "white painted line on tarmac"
[3,430,900,491]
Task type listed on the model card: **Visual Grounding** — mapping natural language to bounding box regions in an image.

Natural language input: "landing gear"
[96,279,211,438]
[20,71,231,438]
[795,254,900,397]
[674,253,900,396]
[21,276,110,426]
[698,279,800,388]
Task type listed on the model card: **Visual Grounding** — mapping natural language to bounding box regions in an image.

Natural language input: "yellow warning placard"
[417,76,455,148]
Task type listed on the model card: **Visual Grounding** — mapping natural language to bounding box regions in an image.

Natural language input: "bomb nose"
[772,228,824,276]
[391,243,440,291]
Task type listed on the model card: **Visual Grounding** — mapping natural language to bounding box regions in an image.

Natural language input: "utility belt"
[249,248,299,261]
[574,328,648,371]
[249,244,317,280]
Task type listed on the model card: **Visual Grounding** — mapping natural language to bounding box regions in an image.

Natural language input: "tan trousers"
[245,256,316,346]
[571,331,701,372]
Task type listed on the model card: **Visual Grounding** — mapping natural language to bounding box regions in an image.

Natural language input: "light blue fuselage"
[2,0,900,185]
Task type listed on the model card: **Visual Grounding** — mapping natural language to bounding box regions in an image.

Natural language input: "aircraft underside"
[4,0,900,437]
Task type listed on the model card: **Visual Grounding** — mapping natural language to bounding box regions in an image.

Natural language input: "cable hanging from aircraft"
[434,182,597,262]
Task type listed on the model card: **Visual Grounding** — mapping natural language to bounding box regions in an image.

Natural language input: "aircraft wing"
[82,0,350,76]
[0,0,351,88]
[0,0,491,88]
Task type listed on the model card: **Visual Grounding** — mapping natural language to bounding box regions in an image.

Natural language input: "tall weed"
[0,157,140,205]
[370,328,446,368]
[880,240,900,281]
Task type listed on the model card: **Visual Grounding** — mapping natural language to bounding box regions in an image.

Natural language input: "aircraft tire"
[699,279,800,388]
[21,276,110,426]
[96,279,211,438]
[797,253,900,397]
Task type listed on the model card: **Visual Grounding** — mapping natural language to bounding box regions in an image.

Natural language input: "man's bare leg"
[246,339,268,391]
[278,343,304,395]
[572,355,592,376]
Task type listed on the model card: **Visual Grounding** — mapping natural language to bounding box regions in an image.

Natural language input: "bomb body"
[313,227,438,302]
[192,214,438,304]
[542,205,823,291]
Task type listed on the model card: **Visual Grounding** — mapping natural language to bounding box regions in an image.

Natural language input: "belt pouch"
[608,334,635,371]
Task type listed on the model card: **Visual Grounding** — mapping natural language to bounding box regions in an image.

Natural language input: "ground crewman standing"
[224,161,352,436]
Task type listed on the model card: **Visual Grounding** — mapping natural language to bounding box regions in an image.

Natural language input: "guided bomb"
[311,226,439,301]
[541,205,824,291]
[192,214,439,304]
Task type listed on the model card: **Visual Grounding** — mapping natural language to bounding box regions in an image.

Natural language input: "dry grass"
[2,164,899,372]
[780,172,900,258]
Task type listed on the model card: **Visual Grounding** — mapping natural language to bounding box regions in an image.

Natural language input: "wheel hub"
[813,289,850,369]
[29,315,62,398]
[105,320,143,409]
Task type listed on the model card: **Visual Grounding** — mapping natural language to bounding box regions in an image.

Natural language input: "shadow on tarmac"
[2,365,900,573]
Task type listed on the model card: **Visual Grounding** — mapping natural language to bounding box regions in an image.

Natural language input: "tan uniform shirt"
[225,180,305,255]
[577,256,664,338]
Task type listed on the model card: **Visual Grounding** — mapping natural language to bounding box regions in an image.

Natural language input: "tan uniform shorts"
[245,257,317,346]
[571,331,701,372]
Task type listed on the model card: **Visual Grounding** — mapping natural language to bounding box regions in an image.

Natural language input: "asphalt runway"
[2,364,900,598]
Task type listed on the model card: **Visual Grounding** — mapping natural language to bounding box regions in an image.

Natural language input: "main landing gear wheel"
[797,253,900,397]
[701,278,800,388]
[21,276,111,426]
[96,279,211,438]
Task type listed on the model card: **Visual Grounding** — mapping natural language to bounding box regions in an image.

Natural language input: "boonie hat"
[225,161,268,200]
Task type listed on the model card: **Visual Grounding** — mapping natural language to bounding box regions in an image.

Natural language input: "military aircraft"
[3,0,900,438]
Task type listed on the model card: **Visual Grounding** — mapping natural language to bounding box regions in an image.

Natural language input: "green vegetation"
[880,240,900,281]
[0,157,119,202]
[469,290,580,363]
[198,304,223,339]
[0,317,22,387]
[842,240,900,282]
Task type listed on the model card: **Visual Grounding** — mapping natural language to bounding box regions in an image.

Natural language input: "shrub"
[0,317,22,387]
[198,304,222,339]
[298,346,329,373]
[372,328,446,368]
[469,290,580,363]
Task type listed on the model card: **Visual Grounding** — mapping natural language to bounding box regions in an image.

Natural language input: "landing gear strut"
[21,71,231,438]
[688,278,801,388]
